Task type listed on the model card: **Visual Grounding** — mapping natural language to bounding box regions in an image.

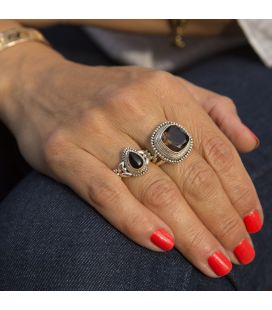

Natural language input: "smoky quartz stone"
[162,125,189,152]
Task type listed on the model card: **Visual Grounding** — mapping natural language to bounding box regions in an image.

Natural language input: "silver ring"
[113,121,193,177]
[113,147,150,177]
[147,121,193,165]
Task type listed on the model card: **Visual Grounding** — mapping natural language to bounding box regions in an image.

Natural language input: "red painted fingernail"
[244,210,263,233]
[208,251,232,276]
[234,239,255,264]
[243,125,260,149]
[150,228,174,251]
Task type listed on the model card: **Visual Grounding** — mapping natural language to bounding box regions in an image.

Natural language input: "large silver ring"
[146,121,193,165]
[113,147,150,177]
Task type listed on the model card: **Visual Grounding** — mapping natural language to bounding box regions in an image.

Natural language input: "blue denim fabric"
[0,26,271,290]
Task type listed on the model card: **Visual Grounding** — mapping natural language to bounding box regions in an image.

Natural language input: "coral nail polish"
[244,210,263,233]
[150,229,174,251]
[243,124,260,149]
[208,251,232,276]
[234,239,255,264]
[251,133,260,148]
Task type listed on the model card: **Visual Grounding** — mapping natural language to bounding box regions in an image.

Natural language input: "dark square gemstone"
[162,125,189,152]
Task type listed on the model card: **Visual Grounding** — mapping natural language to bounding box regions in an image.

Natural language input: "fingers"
[44,139,175,253]
[126,164,233,277]
[201,134,263,229]
[161,150,255,265]
[178,77,260,153]
[160,83,263,235]
[86,125,233,277]
[126,105,256,265]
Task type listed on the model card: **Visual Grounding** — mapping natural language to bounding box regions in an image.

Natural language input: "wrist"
[0,34,66,127]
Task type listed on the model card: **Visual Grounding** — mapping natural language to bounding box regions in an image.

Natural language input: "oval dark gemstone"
[162,125,189,152]
[129,152,144,169]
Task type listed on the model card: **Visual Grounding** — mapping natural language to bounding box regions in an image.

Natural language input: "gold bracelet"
[0,27,50,52]
[168,19,187,48]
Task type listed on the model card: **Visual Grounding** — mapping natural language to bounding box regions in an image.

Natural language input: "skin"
[0,20,262,277]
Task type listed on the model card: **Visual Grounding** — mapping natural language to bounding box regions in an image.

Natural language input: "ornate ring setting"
[148,121,193,165]
[113,147,150,177]
[113,121,193,177]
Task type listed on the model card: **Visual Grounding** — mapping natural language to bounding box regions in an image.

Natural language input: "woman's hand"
[0,42,263,278]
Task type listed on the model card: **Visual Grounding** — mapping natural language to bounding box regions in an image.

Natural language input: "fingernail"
[208,251,232,276]
[243,124,260,149]
[150,228,174,251]
[244,210,263,234]
[234,239,255,264]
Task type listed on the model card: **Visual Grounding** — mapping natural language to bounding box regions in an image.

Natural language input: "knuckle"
[146,70,165,80]
[143,178,180,208]
[183,160,216,200]
[182,225,207,251]
[107,87,138,108]
[204,136,235,173]
[188,229,206,250]
[219,96,237,112]
[144,70,174,86]
[218,215,242,240]
[121,213,147,237]
[87,179,121,209]
[121,215,138,236]
[231,185,254,209]
[78,108,106,134]
[105,87,146,118]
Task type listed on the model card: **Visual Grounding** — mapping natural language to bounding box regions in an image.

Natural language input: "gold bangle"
[168,19,187,48]
[0,27,50,52]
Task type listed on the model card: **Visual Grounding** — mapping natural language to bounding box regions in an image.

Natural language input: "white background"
[1,0,272,18]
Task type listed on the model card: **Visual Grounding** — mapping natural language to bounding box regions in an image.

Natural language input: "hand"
[0,43,263,278]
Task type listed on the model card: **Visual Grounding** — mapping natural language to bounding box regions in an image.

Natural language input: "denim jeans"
[0,26,271,290]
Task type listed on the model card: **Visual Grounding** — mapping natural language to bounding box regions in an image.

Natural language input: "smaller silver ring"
[113,147,150,177]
